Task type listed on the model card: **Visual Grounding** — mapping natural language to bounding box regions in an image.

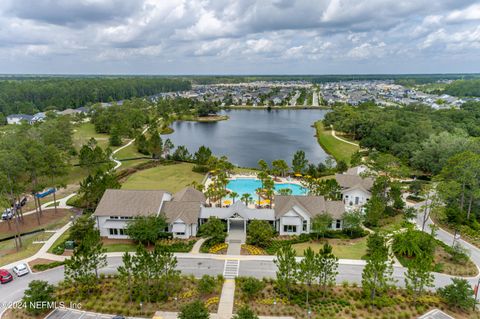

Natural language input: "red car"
[0,269,13,284]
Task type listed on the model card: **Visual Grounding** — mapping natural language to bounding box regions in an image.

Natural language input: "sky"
[0,0,479,75]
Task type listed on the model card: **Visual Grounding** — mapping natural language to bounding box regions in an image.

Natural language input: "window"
[109,216,119,219]
[283,225,297,233]
[119,229,125,236]
[302,220,308,232]
[120,216,132,220]
[175,232,185,236]
[336,220,341,229]
[109,228,118,235]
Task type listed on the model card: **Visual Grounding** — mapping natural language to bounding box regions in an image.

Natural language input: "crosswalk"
[223,259,240,279]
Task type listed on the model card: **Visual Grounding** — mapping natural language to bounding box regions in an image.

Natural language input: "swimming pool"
[226,178,307,198]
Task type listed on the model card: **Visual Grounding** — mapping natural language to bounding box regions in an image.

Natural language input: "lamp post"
[139,302,143,316]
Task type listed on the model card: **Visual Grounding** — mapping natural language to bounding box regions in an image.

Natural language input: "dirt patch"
[0,208,72,239]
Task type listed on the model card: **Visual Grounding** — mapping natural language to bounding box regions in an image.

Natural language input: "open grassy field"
[315,121,359,164]
[72,122,110,150]
[113,142,151,170]
[293,237,367,259]
[121,162,205,193]
[0,232,51,266]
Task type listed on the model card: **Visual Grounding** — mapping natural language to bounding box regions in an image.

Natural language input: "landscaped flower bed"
[53,274,222,316]
[241,244,266,255]
[233,278,467,319]
[208,243,228,254]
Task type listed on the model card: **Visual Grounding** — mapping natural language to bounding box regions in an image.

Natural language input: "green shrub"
[198,275,217,295]
[32,261,65,271]
[240,277,265,299]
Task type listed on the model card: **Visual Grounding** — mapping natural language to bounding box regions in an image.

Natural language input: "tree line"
[0,77,191,116]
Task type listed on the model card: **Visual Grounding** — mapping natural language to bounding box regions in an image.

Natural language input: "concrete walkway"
[226,242,241,255]
[110,126,149,170]
[217,279,236,319]
[330,125,359,146]
[190,238,206,254]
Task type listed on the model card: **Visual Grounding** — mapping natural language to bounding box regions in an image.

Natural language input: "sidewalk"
[190,238,206,254]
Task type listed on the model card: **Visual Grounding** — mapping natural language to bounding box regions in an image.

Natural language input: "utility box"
[64,240,75,250]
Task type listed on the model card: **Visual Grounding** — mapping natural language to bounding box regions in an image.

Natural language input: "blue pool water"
[226,178,307,198]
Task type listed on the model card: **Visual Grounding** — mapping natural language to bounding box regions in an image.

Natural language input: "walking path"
[330,125,359,146]
[190,238,206,254]
[217,279,236,319]
[110,126,149,170]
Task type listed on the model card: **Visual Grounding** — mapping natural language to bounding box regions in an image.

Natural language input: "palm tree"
[278,188,293,196]
[230,191,238,203]
[241,193,252,206]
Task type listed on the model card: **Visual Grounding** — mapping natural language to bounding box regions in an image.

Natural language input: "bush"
[22,280,55,315]
[246,220,275,248]
[178,300,209,319]
[438,278,475,310]
[198,275,217,295]
[239,277,265,299]
[32,261,65,272]
[52,243,65,255]
[233,306,259,319]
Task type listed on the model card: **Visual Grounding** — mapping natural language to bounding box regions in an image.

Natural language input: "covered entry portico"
[200,201,275,244]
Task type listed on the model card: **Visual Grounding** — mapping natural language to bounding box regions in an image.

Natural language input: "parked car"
[13,263,29,277]
[1,209,13,220]
[0,269,13,284]
[20,197,27,207]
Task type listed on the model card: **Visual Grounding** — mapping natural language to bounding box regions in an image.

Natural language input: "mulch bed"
[28,258,63,272]
[0,208,72,239]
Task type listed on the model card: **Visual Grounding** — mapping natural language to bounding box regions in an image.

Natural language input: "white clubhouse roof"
[200,201,275,221]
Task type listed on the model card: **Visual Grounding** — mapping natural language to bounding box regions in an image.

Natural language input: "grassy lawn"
[315,121,359,164]
[293,237,367,259]
[121,162,205,192]
[72,122,110,150]
[103,242,136,253]
[0,233,47,267]
[113,142,151,170]
[377,214,405,232]
[47,230,70,254]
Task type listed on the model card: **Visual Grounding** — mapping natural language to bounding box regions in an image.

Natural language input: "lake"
[163,109,329,167]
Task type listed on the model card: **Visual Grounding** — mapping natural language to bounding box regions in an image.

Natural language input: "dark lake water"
[163,109,329,167]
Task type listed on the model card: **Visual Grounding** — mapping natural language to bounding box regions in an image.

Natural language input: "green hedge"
[32,261,65,271]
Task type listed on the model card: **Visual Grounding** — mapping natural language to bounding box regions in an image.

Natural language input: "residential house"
[335,167,374,208]
[274,195,344,235]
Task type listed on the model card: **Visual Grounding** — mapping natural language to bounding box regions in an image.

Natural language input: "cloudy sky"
[0,0,479,74]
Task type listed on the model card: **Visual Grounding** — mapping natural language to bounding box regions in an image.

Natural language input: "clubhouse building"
[93,166,373,242]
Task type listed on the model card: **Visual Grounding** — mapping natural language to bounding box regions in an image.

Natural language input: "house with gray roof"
[335,166,374,208]
[274,195,344,235]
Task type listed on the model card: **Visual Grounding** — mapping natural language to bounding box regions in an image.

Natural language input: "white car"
[1,209,13,220]
[12,263,29,277]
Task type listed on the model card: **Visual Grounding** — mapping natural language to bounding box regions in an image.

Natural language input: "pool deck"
[204,174,306,208]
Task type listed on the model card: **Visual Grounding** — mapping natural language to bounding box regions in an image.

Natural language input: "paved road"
[0,257,224,314]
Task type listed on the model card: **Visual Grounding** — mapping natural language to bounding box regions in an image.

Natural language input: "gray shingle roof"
[161,201,202,225]
[274,195,344,219]
[172,187,206,203]
[93,189,166,217]
[335,174,374,191]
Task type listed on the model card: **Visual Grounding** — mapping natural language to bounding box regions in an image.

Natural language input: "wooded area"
[0,77,191,116]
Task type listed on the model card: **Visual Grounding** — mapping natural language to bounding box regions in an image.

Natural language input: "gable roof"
[335,174,374,191]
[200,201,275,221]
[274,195,344,219]
[161,201,202,225]
[172,187,206,203]
[93,189,167,217]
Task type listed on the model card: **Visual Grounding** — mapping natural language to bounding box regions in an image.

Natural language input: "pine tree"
[317,242,338,296]
[362,233,395,304]
[274,244,297,300]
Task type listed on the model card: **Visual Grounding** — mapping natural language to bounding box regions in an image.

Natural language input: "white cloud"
[0,0,478,73]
